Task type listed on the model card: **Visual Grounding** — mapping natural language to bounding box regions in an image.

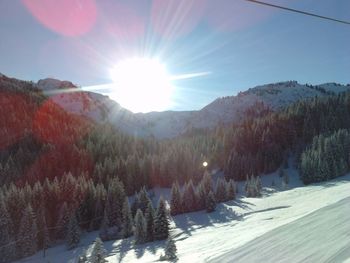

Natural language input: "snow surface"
[212,197,350,263]
[17,169,350,263]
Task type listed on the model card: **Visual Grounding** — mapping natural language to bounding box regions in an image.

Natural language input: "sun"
[110,57,174,113]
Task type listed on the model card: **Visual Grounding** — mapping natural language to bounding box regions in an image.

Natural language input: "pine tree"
[246,178,252,197]
[170,182,182,216]
[131,194,139,218]
[201,171,213,195]
[105,179,126,229]
[205,191,216,213]
[56,202,70,239]
[121,197,133,238]
[36,204,50,255]
[41,222,50,257]
[245,175,261,197]
[160,237,177,261]
[66,213,80,250]
[182,180,196,212]
[18,205,38,257]
[138,187,151,213]
[154,197,169,240]
[0,200,16,262]
[255,176,262,196]
[99,210,110,241]
[90,237,107,263]
[226,179,236,201]
[195,184,206,210]
[92,198,104,231]
[244,175,250,195]
[134,209,146,244]
[215,178,226,203]
[145,202,155,242]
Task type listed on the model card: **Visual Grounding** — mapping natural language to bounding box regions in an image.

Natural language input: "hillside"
[15,171,350,263]
[35,77,350,138]
[2,73,350,263]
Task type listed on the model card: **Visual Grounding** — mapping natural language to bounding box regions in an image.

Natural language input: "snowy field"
[17,170,350,263]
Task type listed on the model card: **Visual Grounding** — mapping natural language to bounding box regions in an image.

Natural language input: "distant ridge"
[3,75,349,138]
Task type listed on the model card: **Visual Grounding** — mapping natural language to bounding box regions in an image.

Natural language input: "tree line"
[2,76,350,261]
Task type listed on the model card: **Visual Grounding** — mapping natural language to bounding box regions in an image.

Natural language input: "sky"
[0,0,349,111]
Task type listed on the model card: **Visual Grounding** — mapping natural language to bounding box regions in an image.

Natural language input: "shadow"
[172,202,240,238]
[242,205,290,217]
[261,187,277,197]
[134,240,164,259]
[134,243,146,259]
[103,235,165,262]
[116,238,133,263]
[233,199,255,210]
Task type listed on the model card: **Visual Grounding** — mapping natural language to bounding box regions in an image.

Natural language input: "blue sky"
[0,0,349,111]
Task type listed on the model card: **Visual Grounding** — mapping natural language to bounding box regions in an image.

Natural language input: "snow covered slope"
[37,78,134,123]
[36,78,350,138]
[16,172,350,263]
[212,197,350,263]
[114,81,350,138]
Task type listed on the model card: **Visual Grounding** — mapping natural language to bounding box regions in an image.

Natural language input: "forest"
[1,75,350,261]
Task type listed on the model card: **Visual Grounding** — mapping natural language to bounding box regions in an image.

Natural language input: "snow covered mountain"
[35,78,350,138]
[36,78,134,124]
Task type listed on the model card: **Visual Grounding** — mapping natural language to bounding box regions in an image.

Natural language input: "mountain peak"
[37,78,77,91]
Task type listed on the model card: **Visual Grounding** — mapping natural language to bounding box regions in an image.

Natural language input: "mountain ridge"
[32,78,350,138]
[3,74,350,138]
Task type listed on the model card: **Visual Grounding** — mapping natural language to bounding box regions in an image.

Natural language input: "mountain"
[37,78,134,125]
[3,74,350,263]
[35,78,350,138]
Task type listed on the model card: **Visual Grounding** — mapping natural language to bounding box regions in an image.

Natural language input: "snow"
[212,197,350,263]
[36,78,127,123]
[37,78,76,91]
[16,169,350,263]
[105,81,350,138]
[35,78,350,138]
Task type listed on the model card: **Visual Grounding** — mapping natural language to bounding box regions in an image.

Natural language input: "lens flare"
[110,57,174,113]
[22,0,97,36]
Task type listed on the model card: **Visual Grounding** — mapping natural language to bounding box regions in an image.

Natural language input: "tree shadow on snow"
[115,238,133,262]
[172,202,239,237]
[233,199,255,210]
[134,240,164,259]
[103,236,164,262]
[241,205,290,218]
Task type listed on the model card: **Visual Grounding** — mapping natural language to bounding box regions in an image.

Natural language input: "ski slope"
[17,173,350,263]
[212,196,350,263]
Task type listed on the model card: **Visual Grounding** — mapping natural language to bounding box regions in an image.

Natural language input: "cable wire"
[244,0,350,25]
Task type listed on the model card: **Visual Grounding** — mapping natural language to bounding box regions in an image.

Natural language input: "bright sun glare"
[110,57,174,113]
